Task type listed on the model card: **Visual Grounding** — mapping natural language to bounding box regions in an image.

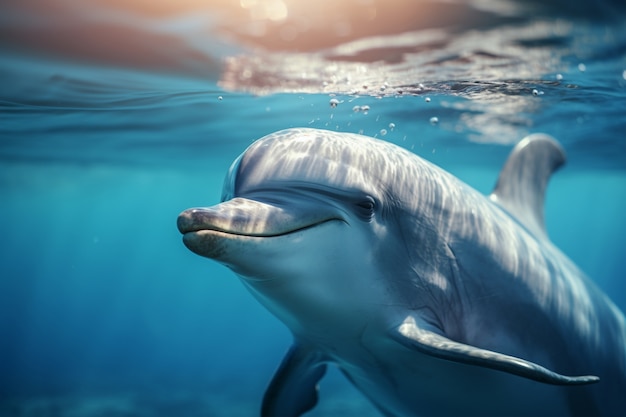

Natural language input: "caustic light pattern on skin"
[178,128,626,417]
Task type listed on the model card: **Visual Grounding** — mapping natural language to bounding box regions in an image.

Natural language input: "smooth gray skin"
[177,128,626,417]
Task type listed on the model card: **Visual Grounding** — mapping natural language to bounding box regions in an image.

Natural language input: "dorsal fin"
[489,134,566,240]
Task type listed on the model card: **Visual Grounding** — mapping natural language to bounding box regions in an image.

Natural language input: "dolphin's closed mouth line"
[182,218,343,238]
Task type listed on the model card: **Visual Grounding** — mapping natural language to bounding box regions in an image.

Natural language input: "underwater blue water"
[1,1,625,416]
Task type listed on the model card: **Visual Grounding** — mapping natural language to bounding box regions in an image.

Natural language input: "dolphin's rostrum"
[177,128,626,416]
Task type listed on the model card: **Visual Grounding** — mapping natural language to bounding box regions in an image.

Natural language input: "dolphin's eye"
[354,197,376,221]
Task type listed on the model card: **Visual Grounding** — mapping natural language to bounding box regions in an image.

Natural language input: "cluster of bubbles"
[352,104,370,113]
[328,97,371,114]
[327,92,440,133]
[379,123,396,136]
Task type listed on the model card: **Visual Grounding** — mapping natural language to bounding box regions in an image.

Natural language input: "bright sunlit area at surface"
[1,0,625,416]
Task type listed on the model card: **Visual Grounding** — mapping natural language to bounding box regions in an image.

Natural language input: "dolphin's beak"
[177,197,339,238]
[177,197,342,260]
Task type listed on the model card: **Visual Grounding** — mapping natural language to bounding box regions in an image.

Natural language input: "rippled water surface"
[1,0,625,415]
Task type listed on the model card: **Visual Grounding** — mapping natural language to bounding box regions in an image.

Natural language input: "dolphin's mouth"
[178,215,337,238]
[177,197,342,238]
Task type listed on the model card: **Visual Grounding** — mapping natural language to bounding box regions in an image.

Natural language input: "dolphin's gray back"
[390,133,626,412]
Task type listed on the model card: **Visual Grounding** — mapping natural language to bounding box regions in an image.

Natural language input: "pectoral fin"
[391,315,599,385]
[262,343,327,417]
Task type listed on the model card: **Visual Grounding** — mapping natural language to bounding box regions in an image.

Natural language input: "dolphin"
[177,128,626,416]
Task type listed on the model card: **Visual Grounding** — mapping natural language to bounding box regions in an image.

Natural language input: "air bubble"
[218,96,223,101]
[380,129,387,136]
[388,123,395,131]
[578,63,586,72]
[360,105,370,113]
[352,105,361,112]
[425,97,431,103]
[556,74,563,81]
[429,117,439,125]
[329,98,340,108]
